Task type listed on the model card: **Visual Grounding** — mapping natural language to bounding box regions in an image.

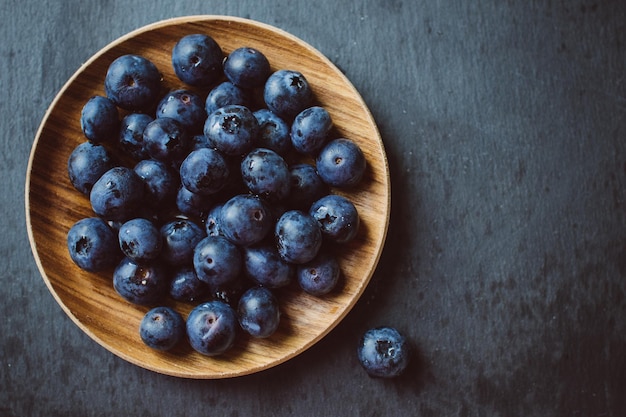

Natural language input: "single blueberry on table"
[223,47,271,89]
[286,163,328,210]
[316,138,367,188]
[119,113,153,160]
[205,81,251,116]
[139,306,185,351]
[172,34,224,88]
[219,194,273,247]
[169,266,208,303]
[309,194,360,244]
[357,327,410,378]
[241,148,291,202]
[112,257,168,305]
[237,286,280,338]
[67,217,120,272]
[264,69,313,121]
[89,166,145,221]
[179,147,230,196]
[290,106,332,155]
[142,117,190,165]
[193,235,243,289]
[118,218,162,263]
[80,95,119,143]
[156,89,206,134]
[253,109,292,155]
[204,104,259,156]
[275,210,322,264]
[159,218,206,267]
[67,142,115,195]
[104,54,162,112]
[297,251,341,296]
[242,244,294,289]
[186,300,238,356]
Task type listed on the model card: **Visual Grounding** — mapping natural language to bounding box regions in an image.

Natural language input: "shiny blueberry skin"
[205,81,251,116]
[275,210,322,264]
[159,219,206,266]
[220,194,273,247]
[172,34,223,88]
[264,69,313,121]
[224,47,271,89]
[179,147,230,195]
[67,217,120,272]
[237,286,280,338]
[204,203,224,237]
[119,113,153,160]
[193,235,242,289]
[139,306,185,351]
[80,95,119,143]
[118,218,162,262]
[142,117,190,164]
[156,89,206,134]
[357,327,410,378]
[89,166,144,221]
[286,163,328,210]
[309,194,360,244]
[104,54,162,112]
[186,300,238,356]
[242,244,294,288]
[290,106,332,155]
[67,142,115,195]
[169,266,208,303]
[316,138,367,188]
[241,148,291,202]
[253,109,292,155]
[175,185,213,219]
[204,105,259,156]
[297,251,340,296]
[112,257,168,305]
[133,159,178,207]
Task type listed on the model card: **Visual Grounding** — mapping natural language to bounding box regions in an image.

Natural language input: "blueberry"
[264,69,313,121]
[80,95,119,143]
[253,109,291,155]
[193,236,242,289]
[186,300,238,356]
[205,81,251,116]
[172,34,224,87]
[104,54,162,112]
[223,47,271,89]
[179,147,230,195]
[309,194,360,244]
[237,286,280,338]
[89,166,144,221]
[241,148,291,202]
[118,218,162,262]
[159,219,206,266]
[204,105,259,156]
[191,133,211,150]
[220,194,273,247]
[119,113,153,160]
[143,117,190,164]
[204,203,224,237]
[112,257,168,305]
[357,327,410,378]
[175,185,213,219]
[67,217,120,272]
[139,306,185,351]
[297,251,340,296]
[286,163,328,210]
[156,89,206,134]
[316,138,366,187]
[169,266,208,303]
[290,106,332,154]
[275,210,322,264]
[67,142,115,195]
[133,159,178,205]
[242,243,293,288]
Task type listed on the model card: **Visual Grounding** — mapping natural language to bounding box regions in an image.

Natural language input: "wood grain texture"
[25,16,390,379]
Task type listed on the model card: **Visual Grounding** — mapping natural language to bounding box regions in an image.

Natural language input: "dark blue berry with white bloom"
[80,95,119,143]
[67,142,115,195]
[142,117,190,164]
[179,147,230,196]
[264,69,313,121]
[204,105,259,156]
[89,166,145,221]
[237,286,280,338]
[139,306,185,351]
[275,210,322,264]
[118,218,162,262]
[175,185,213,219]
[224,47,271,89]
[119,113,153,160]
[204,203,224,237]
[112,257,168,305]
[357,327,410,378]
[220,194,273,247]
[253,109,291,155]
[104,54,162,112]
[67,217,120,272]
[172,34,223,87]
[156,89,206,134]
[316,138,366,187]
[193,236,242,289]
[186,300,237,356]
[205,81,251,116]
[242,244,294,288]
[133,159,178,205]
[297,251,341,296]
[309,194,360,244]
[290,106,332,155]
[159,219,206,266]
[286,163,328,210]
[169,266,208,303]
[241,148,291,202]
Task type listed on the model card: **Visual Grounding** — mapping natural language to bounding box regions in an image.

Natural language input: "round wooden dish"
[25,15,390,379]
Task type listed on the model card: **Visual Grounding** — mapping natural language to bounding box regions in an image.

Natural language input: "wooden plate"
[25,15,390,379]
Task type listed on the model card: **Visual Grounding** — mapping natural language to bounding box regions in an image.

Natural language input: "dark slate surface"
[3,1,626,416]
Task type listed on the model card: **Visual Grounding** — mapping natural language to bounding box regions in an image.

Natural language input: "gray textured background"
[3,0,626,416]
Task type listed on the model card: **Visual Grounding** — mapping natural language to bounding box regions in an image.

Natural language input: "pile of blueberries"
[66,32,408,377]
